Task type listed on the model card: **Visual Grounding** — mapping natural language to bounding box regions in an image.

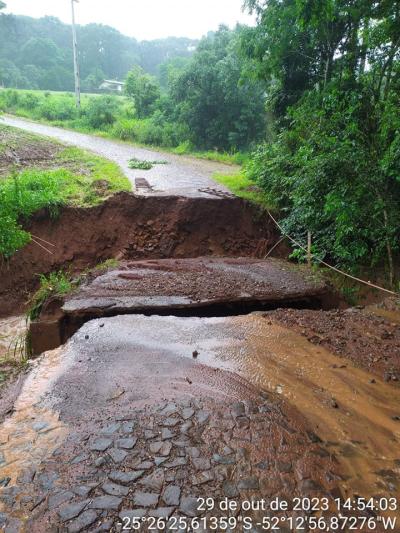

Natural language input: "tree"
[20,38,61,70]
[243,0,400,285]
[125,66,161,118]
[169,26,266,151]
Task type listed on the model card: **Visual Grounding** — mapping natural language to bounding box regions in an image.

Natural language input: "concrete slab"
[29,257,334,355]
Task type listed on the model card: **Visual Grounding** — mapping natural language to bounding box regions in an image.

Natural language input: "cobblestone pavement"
[1,116,234,198]
[1,313,399,532]
[1,396,340,532]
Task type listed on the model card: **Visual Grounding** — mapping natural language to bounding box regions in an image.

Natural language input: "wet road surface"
[1,116,234,198]
[0,314,399,531]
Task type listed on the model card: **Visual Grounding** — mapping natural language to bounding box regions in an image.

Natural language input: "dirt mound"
[267,306,400,382]
[0,193,285,317]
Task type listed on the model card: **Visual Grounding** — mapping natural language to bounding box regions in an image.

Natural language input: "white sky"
[4,1,255,40]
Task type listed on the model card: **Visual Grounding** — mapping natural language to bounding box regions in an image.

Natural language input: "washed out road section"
[1,115,234,197]
[1,314,399,531]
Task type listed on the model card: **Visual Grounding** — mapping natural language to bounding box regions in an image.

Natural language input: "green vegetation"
[213,172,268,206]
[0,25,266,156]
[27,271,77,321]
[241,0,400,287]
[128,157,168,170]
[0,125,130,258]
[28,259,120,321]
[0,11,197,91]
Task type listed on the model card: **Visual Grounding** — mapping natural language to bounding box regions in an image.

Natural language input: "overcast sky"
[4,1,255,40]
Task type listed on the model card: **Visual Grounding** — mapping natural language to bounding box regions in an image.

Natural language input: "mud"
[268,303,400,382]
[29,257,336,355]
[0,316,345,531]
[0,316,27,359]
[0,347,69,485]
[0,193,285,317]
[1,315,399,531]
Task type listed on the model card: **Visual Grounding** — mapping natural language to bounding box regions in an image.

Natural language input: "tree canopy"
[0,13,197,91]
[243,0,400,285]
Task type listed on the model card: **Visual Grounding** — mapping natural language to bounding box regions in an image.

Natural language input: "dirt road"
[1,117,399,532]
[1,116,234,197]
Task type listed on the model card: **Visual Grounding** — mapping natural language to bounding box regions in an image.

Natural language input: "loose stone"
[90,438,113,452]
[109,470,144,485]
[116,437,137,450]
[58,500,90,522]
[48,490,74,510]
[102,481,129,497]
[180,496,203,517]
[100,423,121,435]
[68,510,99,533]
[108,448,128,463]
[140,470,165,492]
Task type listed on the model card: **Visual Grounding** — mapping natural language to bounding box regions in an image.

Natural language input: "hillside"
[0,13,197,91]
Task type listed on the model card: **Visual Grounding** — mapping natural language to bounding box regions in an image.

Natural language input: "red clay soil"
[0,193,285,317]
[267,302,400,382]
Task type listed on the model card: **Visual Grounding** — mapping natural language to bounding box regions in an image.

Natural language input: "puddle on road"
[0,347,71,486]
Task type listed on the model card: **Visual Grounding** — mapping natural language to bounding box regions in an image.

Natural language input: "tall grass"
[0,88,244,165]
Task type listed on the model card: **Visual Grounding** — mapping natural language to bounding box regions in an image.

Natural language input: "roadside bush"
[111,118,139,141]
[83,95,119,129]
[246,87,400,275]
[37,95,77,121]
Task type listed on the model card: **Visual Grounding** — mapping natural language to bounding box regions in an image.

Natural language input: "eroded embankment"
[0,192,283,316]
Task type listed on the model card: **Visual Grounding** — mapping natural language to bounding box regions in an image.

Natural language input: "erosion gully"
[0,123,399,530]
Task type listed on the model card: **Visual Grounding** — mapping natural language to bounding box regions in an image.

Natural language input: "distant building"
[99,79,125,93]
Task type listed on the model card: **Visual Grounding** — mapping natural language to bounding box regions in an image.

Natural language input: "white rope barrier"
[266,210,399,297]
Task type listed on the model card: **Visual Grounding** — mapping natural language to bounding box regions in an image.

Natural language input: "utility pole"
[71,0,81,108]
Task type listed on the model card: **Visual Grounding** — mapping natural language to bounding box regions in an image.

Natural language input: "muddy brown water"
[1,313,399,510]
[1,116,235,197]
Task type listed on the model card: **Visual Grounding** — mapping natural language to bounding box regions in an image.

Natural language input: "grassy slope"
[213,171,271,207]
[0,124,131,206]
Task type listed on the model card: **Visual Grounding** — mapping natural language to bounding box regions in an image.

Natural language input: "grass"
[27,271,77,321]
[0,124,131,258]
[0,88,246,166]
[56,147,130,206]
[212,171,271,206]
[27,259,120,322]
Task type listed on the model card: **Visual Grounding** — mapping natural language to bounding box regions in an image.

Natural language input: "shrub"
[111,118,139,141]
[37,95,77,121]
[83,95,119,129]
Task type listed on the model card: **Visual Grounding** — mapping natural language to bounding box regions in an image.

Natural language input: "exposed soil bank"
[0,193,284,317]
[268,301,400,382]
[30,257,336,355]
